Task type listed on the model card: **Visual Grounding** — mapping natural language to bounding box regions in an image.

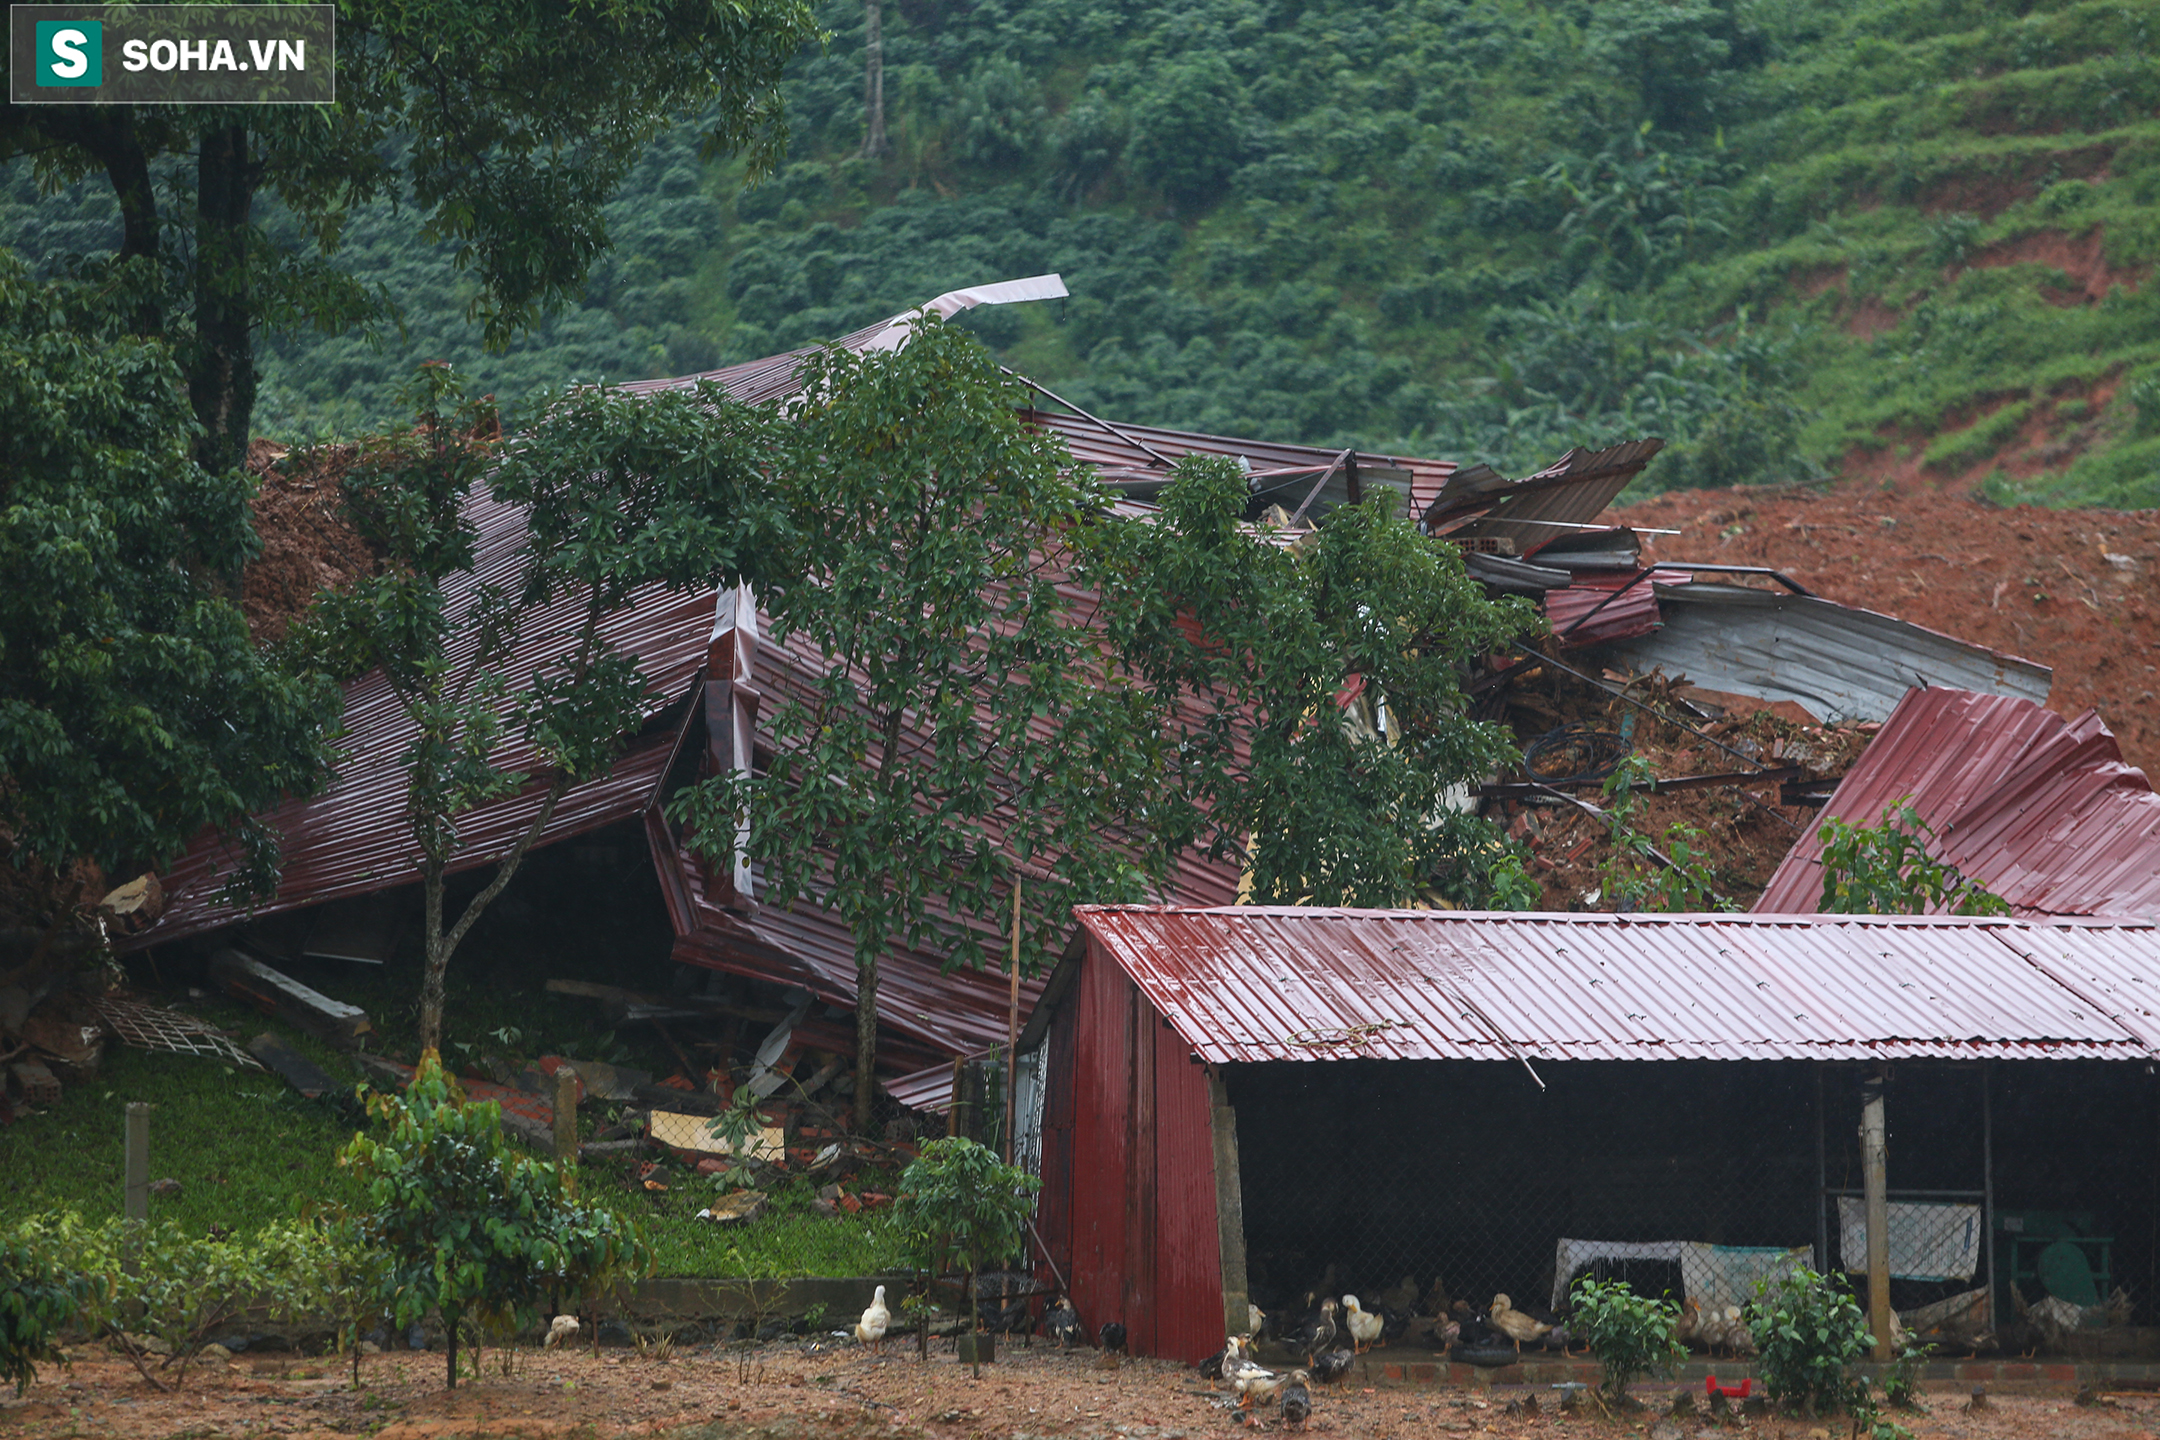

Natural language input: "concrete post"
[554,1067,579,1164]
[1861,1077,1893,1361]
[124,1101,150,1224]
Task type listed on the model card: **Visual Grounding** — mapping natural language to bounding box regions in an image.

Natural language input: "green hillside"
[7,0,2158,503]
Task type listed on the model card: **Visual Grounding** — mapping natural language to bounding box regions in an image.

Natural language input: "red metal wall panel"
[1065,937,1135,1348]
[1149,1013,1226,1363]
[1049,939,1227,1362]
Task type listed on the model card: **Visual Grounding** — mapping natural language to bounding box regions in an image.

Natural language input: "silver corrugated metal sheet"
[1600,583,2051,724]
[1756,687,2160,919]
[1074,906,2160,1064]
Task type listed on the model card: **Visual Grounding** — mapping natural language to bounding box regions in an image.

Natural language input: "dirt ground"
[1617,474,2160,781]
[2,1342,2152,1440]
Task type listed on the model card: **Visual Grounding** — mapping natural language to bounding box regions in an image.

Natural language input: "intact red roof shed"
[1033,907,2160,1364]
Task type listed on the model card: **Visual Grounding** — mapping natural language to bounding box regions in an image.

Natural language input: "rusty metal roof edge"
[1074,907,2160,1065]
[1072,904,2156,929]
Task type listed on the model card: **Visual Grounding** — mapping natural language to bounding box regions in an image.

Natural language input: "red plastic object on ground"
[1706,1376,1753,1400]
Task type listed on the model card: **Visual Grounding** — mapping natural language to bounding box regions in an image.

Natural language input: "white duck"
[1341,1295,1385,1353]
[544,1314,580,1349]
[856,1284,891,1353]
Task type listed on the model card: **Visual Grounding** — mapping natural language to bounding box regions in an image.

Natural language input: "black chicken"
[1282,1298,1338,1363]
[1044,1297,1083,1350]
[1310,1348,1355,1388]
[1281,1371,1312,1431]
[1099,1320,1127,1354]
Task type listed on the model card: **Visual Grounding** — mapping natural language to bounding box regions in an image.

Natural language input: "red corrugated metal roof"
[1543,568,1693,646]
[132,484,716,948]
[1073,906,2160,1064]
[1753,687,2160,919]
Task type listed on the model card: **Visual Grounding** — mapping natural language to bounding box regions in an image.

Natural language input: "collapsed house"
[1026,906,2160,1364]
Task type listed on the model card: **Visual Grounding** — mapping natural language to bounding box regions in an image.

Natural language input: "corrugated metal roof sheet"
[1544,569,1693,646]
[1423,439,1666,553]
[1755,687,2160,919]
[1073,905,2160,1064]
[1601,584,2051,724]
[133,484,716,948]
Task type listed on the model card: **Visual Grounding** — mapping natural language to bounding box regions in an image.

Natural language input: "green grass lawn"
[0,993,906,1279]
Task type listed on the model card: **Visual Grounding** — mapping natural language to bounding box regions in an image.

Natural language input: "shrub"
[1570,1275,1686,1399]
[894,1138,1040,1374]
[1881,1339,1932,1410]
[1815,802,2010,915]
[0,1218,99,1396]
[1744,1266,1873,1415]
[340,1053,652,1388]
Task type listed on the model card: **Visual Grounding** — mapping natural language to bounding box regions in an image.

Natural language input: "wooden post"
[1207,1075,1250,1342]
[554,1068,579,1164]
[1861,1076,1893,1361]
[124,1102,150,1223]
[1005,878,1021,1165]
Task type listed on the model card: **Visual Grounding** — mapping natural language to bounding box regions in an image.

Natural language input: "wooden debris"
[208,948,371,1046]
[246,1032,336,1097]
[649,1108,783,1162]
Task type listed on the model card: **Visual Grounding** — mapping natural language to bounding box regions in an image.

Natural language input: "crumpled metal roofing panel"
[1422,439,1666,553]
[1755,687,2160,919]
[1544,569,1694,646]
[1602,584,2050,725]
[129,485,717,950]
[1074,906,2160,1064]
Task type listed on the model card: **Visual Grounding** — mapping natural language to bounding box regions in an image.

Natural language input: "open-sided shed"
[1028,907,2160,1363]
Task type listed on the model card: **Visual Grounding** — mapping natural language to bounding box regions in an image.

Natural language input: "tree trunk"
[853,954,878,1131]
[190,124,257,476]
[859,0,887,158]
[101,115,159,268]
[445,1306,459,1389]
[420,863,448,1055]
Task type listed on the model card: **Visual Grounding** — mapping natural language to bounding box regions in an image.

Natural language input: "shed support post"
[1981,1062,1995,1335]
[1861,1075,1893,1361]
[1207,1074,1250,1343]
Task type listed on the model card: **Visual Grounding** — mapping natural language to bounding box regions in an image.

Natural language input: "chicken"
[1280,1370,1313,1430]
[1310,1348,1354,1388]
[1488,1294,1552,1354]
[544,1314,580,1349]
[855,1284,891,1353]
[1283,1298,1338,1363]
[1045,1297,1084,1350]
[1099,1320,1127,1355]
[1341,1295,1384,1353]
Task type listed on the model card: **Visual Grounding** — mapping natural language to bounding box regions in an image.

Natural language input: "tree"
[0,0,819,474]
[1079,455,1538,906]
[340,1053,652,1387]
[894,1137,1040,1377]
[670,318,1169,1130]
[860,0,889,158]
[0,254,333,903]
[300,364,776,1053]
[1815,801,2010,916]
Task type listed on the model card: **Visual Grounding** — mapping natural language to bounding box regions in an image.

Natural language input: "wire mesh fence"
[1216,1057,2158,1364]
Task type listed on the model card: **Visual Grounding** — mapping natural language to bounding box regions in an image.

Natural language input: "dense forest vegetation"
[7,0,2159,504]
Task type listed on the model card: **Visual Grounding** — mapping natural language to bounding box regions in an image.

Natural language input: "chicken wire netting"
[1217,1058,2160,1365]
